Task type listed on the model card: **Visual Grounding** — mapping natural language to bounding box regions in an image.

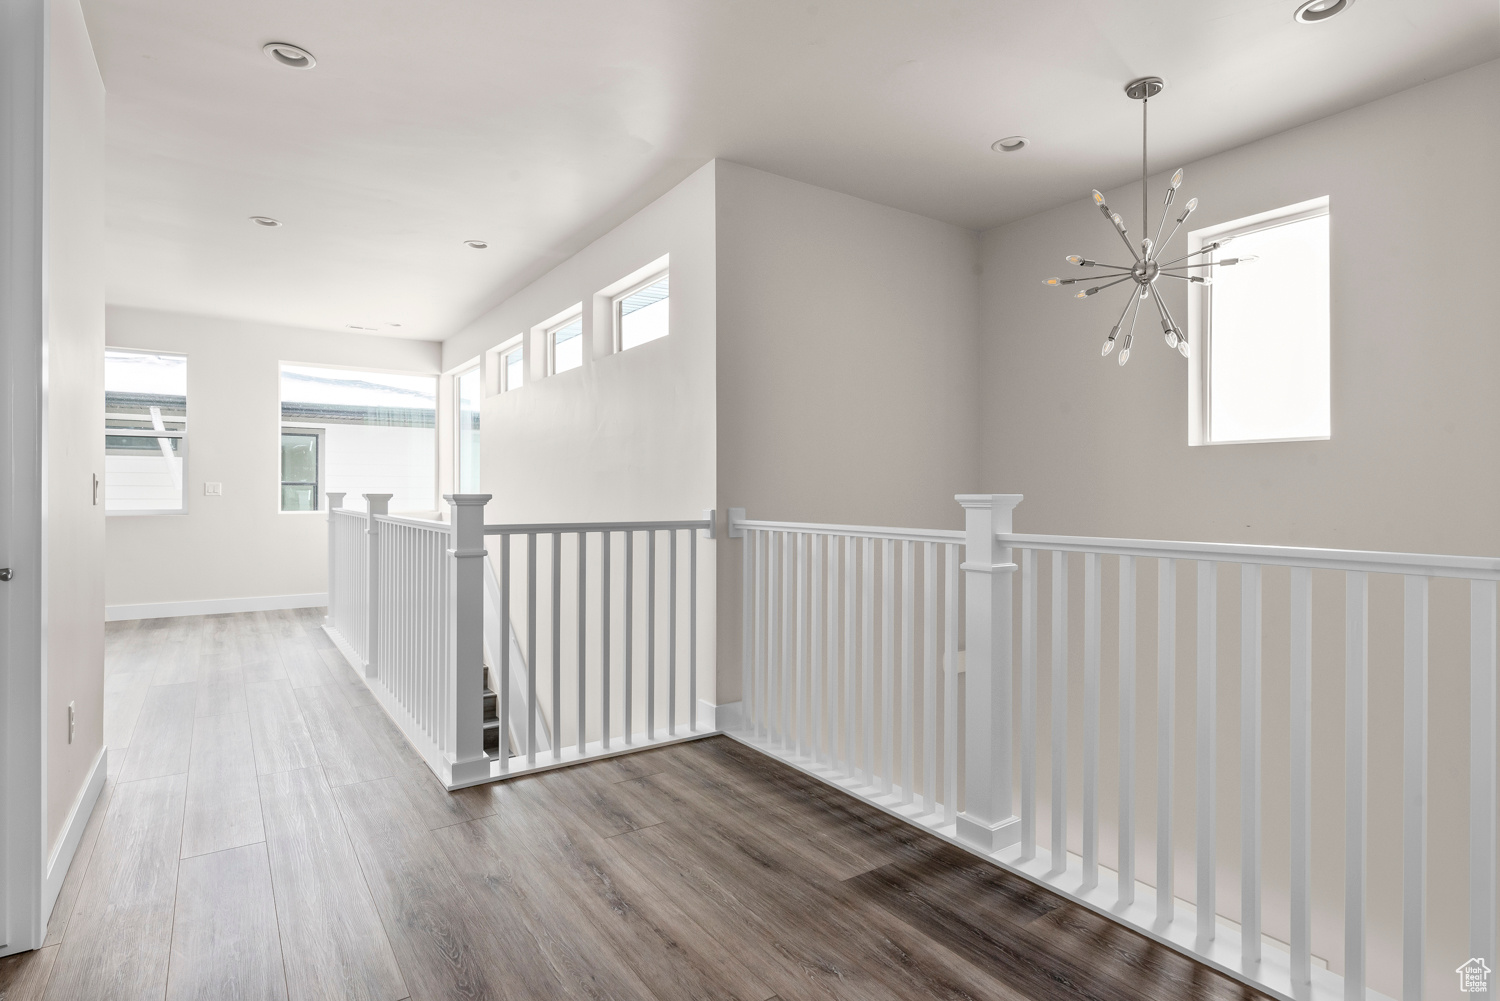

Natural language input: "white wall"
[443,161,717,526]
[713,160,982,703]
[105,307,441,611]
[977,58,1500,999]
[44,0,107,860]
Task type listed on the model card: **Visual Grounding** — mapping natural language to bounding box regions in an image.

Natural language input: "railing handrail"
[484,518,710,535]
[733,514,963,545]
[375,512,453,532]
[1000,531,1500,580]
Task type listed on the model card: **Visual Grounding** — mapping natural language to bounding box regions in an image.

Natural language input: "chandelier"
[1046,77,1254,366]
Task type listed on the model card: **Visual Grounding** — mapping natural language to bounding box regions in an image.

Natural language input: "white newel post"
[326,492,345,627]
[956,493,1024,853]
[445,493,492,786]
[363,493,392,678]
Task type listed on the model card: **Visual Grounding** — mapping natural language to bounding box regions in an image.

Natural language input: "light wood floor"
[1,610,1267,1001]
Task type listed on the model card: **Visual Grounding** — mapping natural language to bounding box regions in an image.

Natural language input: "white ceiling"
[84,0,1499,342]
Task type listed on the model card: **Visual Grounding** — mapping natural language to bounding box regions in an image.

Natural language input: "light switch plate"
[204,482,223,496]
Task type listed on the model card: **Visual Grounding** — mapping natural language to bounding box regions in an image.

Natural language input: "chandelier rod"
[1142,94,1148,249]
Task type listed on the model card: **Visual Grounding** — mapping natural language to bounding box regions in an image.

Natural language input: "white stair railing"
[727,498,1499,1001]
[484,515,714,775]
[325,495,715,787]
[325,492,491,787]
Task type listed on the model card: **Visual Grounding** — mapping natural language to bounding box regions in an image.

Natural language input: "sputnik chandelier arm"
[1043,76,1255,367]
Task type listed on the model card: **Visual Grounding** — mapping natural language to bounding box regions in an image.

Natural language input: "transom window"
[1190,197,1330,445]
[501,344,524,392]
[548,311,584,374]
[615,272,669,351]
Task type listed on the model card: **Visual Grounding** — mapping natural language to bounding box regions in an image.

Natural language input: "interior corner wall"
[713,160,982,705]
[104,307,441,609]
[442,160,717,527]
[43,0,106,857]
[977,58,1500,999]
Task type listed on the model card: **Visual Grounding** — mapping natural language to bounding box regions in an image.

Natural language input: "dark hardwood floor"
[0,610,1268,1001]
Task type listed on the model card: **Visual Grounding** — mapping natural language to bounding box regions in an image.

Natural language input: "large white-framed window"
[104,348,188,515]
[546,308,584,375]
[454,364,481,494]
[1188,196,1330,445]
[613,270,669,351]
[279,363,437,512]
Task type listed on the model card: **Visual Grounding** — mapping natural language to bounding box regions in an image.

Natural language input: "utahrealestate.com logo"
[1458,958,1492,993]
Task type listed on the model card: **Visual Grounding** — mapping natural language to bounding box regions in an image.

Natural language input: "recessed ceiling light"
[464,240,488,249]
[263,42,316,69]
[992,136,1030,153]
[1294,0,1354,22]
[384,322,402,329]
[346,324,378,331]
[249,215,281,227]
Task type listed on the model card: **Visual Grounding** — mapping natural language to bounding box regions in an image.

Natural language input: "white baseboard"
[44,747,106,923]
[106,592,328,621]
[698,699,742,732]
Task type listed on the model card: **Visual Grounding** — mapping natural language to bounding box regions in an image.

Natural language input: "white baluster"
[1403,574,1428,1001]
[882,537,895,795]
[625,531,635,744]
[902,539,915,806]
[741,527,753,738]
[797,533,807,756]
[1083,551,1100,892]
[862,536,874,785]
[1196,560,1217,947]
[1022,548,1037,860]
[1240,563,1261,970]
[578,531,588,754]
[552,532,562,759]
[845,536,856,772]
[782,532,792,750]
[669,528,678,737]
[1051,549,1068,876]
[1345,571,1368,1001]
[1290,567,1312,999]
[690,524,699,733]
[1157,557,1176,927]
[756,531,766,740]
[811,534,822,761]
[1118,555,1136,908]
[826,536,838,766]
[527,532,538,765]
[499,534,511,772]
[944,543,959,828]
[1473,579,1497,981]
[924,542,938,816]
[647,529,657,741]
[601,530,611,749]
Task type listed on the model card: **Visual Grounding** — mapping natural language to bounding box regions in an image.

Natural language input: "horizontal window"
[280,364,437,512]
[616,272,669,351]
